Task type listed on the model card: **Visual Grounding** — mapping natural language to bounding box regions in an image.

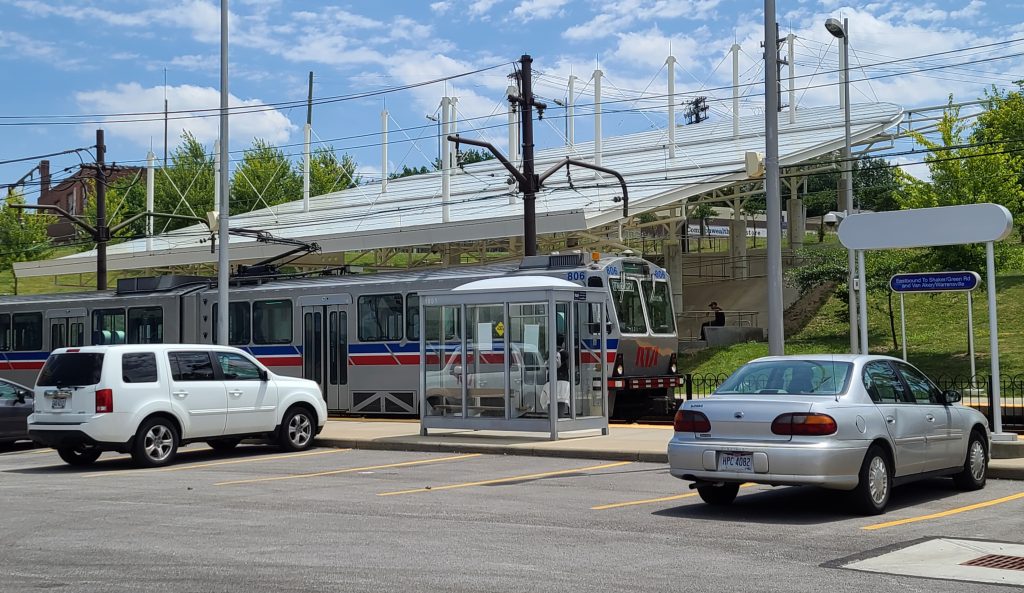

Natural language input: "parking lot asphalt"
[2,442,1024,593]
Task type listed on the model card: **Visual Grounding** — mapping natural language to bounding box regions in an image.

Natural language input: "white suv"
[28,345,327,467]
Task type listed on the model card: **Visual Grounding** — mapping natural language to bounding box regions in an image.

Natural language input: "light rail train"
[0,252,681,418]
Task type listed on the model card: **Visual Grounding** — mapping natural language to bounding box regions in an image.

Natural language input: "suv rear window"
[37,353,105,387]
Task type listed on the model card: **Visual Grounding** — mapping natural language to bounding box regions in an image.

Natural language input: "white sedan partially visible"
[668,354,990,514]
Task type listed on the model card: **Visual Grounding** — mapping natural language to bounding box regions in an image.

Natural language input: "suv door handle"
[885,416,896,424]
[925,414,935,422]
[228,390,243,398]
[172,391,188,399]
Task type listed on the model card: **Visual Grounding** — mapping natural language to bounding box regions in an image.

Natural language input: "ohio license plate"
[718,452,753,473]
[52,397,66,410]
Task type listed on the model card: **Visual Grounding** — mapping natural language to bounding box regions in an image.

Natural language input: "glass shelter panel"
[507,303,549,419]
[423,305,463,417]
[465,304,505,418]
[574,301,604,418]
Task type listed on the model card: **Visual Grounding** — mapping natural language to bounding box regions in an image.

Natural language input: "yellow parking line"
[378,461,632,497]
[863,491,1024,530]
[591,483,756,510]
[215,453,482,486]
[85,448,346,478]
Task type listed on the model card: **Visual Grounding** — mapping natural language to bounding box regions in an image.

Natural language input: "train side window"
[358,294,403,342]
[587,277,603,287]
[128,307,164,344]
[212,302,251,345]
[253,300,292,345]
[92,308,126,345]
[0,314,10,351]
[406,294,420,341]
[12,312,42,351]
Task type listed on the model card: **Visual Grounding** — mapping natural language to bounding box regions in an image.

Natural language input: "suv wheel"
[58,443,102,466]
[278,407,315,451]
[132,417,179,468]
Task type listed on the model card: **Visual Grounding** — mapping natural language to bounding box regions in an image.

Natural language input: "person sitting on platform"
[700,301,726,341]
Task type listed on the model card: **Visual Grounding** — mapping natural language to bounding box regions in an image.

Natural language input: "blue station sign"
[889,271,981,293]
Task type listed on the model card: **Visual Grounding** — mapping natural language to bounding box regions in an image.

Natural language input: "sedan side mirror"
[15,393,26,404]
[943,389,962,404]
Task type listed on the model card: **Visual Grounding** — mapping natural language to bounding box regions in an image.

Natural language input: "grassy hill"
[683,272,1024,380]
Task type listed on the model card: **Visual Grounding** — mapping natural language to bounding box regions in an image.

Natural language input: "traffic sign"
[889,271,981,293]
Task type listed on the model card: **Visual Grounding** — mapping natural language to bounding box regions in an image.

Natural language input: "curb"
[315,437,669,464]
[315,437,1024,480]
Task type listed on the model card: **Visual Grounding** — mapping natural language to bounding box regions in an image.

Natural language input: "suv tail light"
[673,409,711,432]
[95,389,113,414]
[613,353,624,377]
[771,413,837,436]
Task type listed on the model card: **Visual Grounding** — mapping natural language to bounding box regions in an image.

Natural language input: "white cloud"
[469,0,502,18]
[0,29,83,68]
[75,83,295,150]
[512,0,569,21]
[430,1,453,13]
[563,0,723,41]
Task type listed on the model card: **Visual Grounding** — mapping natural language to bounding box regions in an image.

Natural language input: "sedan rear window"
[37,353,105,387]
[715,360,852,396]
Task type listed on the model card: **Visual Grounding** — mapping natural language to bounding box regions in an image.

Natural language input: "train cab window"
[253,300,292,345]
[128,307,164,344]
[609,278,647,334]
[406,294,420,341]
[212,302,251,345]
[642,280,674,334]
[0,314,10,351]
[92,308,127,345]
[12,312,42,351]
[358,294,403,342]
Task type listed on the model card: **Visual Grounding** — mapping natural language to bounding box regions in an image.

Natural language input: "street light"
[426,114,440,166]
[826,16,859,354]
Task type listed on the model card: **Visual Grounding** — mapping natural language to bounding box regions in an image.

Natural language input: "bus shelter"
[419,277,609,440]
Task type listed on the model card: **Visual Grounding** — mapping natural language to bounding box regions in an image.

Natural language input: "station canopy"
[17,102,903,278]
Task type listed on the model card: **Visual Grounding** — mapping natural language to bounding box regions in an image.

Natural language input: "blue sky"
[1,0,1021,198]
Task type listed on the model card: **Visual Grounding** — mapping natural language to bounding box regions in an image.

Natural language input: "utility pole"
[764,0,785,355]
[95,129,108,290]
[518,55,539,256]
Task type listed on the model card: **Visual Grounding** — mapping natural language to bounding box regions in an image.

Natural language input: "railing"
[675,372,1024,430]
[678,311,760,341]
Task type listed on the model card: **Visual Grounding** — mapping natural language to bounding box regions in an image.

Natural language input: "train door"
[46,309,85,350]
[301,304,349,412]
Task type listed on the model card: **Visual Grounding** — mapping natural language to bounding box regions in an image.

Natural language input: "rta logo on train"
[634,346,659,368]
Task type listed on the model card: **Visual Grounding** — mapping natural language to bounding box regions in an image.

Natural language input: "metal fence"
[678,372,1024,430]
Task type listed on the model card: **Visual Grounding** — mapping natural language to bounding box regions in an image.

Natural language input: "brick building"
[31,160,141,242]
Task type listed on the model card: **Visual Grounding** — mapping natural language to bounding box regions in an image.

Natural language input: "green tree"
[0,193,54,293]
[155,132,216,232]
[895,98,1024,271]
[230,139,301,214]
[390,165,430,179]
[308,147,360,196]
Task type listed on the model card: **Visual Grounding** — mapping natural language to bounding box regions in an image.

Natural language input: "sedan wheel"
[697,482,740,506]
[852,445,891,515]
[953,431,988,491]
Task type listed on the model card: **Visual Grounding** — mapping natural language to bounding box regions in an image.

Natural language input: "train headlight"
[668,353,678,375]
[613,353,624,377]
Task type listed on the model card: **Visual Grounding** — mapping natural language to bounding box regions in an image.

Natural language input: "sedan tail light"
[95,388,113,414]
[674,409,711,433]
[771,412,837,436]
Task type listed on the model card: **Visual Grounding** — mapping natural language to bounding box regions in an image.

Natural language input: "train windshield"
[609,278,647,334]
[642,280,674,334]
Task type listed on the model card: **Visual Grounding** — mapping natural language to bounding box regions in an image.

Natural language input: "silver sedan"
[667,354,990,514]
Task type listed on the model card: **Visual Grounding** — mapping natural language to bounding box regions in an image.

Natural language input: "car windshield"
[37,353,105,387]
[714,360,853,396]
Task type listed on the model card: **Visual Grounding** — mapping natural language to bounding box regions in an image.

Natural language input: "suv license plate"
[718,452,753,473]
[52,397,67,410]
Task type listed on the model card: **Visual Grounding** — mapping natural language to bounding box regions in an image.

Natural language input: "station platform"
[316,418,1024,481]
